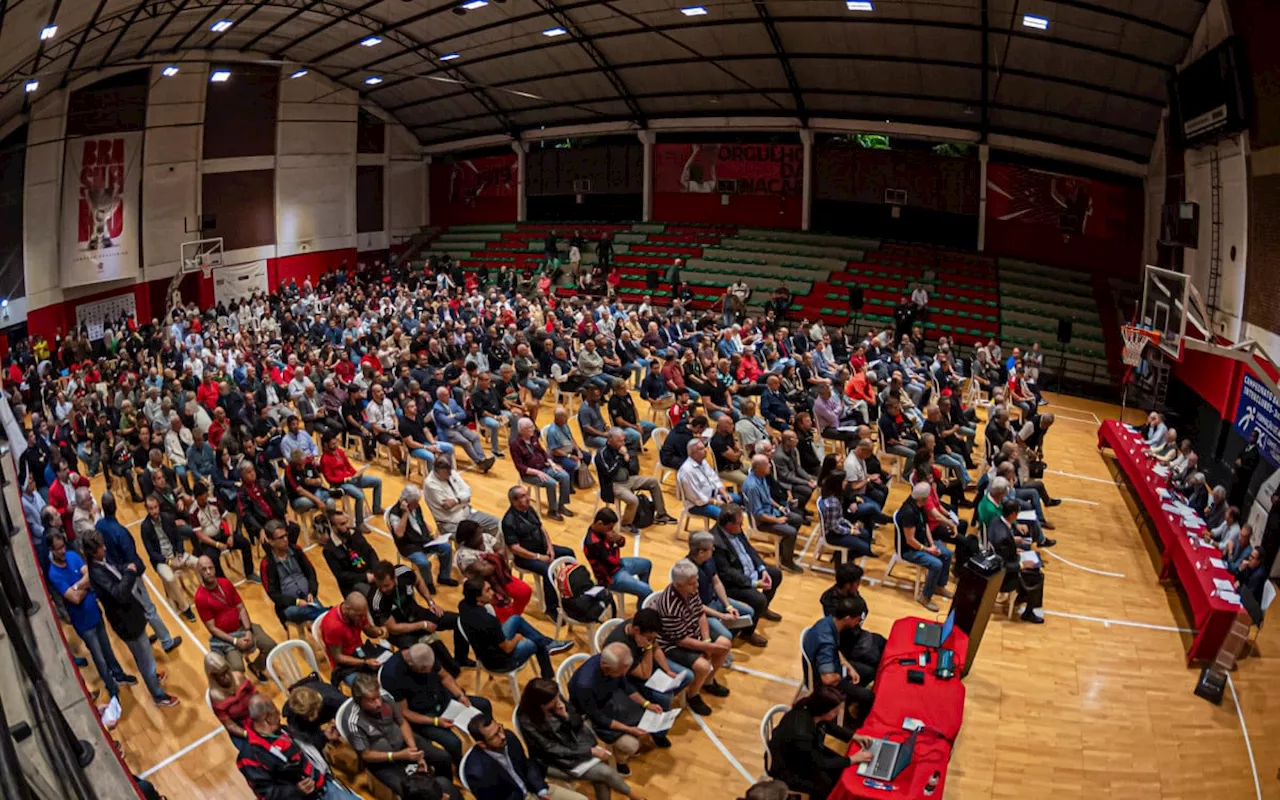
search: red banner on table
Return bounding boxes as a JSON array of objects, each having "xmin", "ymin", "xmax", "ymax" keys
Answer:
[
  {"xmin": 654, "ymin": 143, "xmax": 803, "ymax": 196},
  {"xmin": 985, "ymin": 162, "xmax": 1135, "ymax": 240}
]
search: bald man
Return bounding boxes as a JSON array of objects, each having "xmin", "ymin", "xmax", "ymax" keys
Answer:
[{"xmin": 320, "ymin": 591, "xmax": 388, "ymax": 687}]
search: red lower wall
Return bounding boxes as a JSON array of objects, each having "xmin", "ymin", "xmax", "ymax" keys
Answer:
[
  {"xmin": 652, "ymin": 192, "xmax": 801, "ymax": 230},
  {"xmin": 27, "ymin": 282, "xmax": 155, "ymax": 343},
  {"xmin": 270, "ymin": 248, "xmax": 358, "ymax": 287}
]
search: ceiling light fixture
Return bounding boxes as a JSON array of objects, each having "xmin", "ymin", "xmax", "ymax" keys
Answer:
[
  {"xmin": 211, "ymin": 19, "xmax": 234, "ymax": 33},
  {"xmin": 24, "ymin": 80, "xmax": 38, "ymax": 93},
  {"xmin": 846, "ymin": 1, "xmax": 873, "ymax": 10},
  {"xmin": 290, "ymin": 69, "xmax": 308, "ymax": 79},
  {"xmin": 210, "ymin": 69, "xmax": 231, "ymax": 82},
  {"xmin": 461, "ymin": 0, "xmax": 489, "ymax": 9},
  {"xmin": 364, "ymin": 76, "xmax": 383, "ymax": 85},
  {"xmin": 681, "ymin": 6, "xmax": 708, "ymax": 16},
  {"xmin": 440, "ymin": 53, "xmax": 460, "ymax": 61},
  {"xmin": 162, "ymin": 65, "xmax": 180, "ymax": 77},
  {"xmin": 1022, "ymin": 14, "xmax": 1049, "ymax": 30},
  {"xmin": 360, "ymin": 36, "xmax": 382, "ymax": 47},
  {"xmin": 543, "ymin": 27, "xmax": 568, "ymax": 36},
  {"xmin": 39, "ymin": 25, "xmax": 58, "ymax": 41}
]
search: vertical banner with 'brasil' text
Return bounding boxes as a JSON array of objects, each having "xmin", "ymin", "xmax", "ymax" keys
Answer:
[{"xmin": 61, "ymin": 131, "xmax": 142, "ymax": 288}]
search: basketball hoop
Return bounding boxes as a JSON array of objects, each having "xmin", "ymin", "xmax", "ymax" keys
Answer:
[
  {"xmin": 1121, "ymin": 325, "xmax": 1160, "ymax": 367},
  {"xmin": 199, "ymin": 254, "xmax": 213, "ymax": 280}
]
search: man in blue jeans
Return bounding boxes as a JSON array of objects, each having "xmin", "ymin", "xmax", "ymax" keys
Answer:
[
  {"xmin": 895, "ymin": 483, "xmax": 955, "ymax": 612},
  {"xmin": 583, "ymin": 508, "xmax": 653, "ymax": 599},
  {"xmin": 501, "ymin": 485, "xmax": 575, "ymax": 619},
  {"xmin": 47, "ymin": 533, "xmax": 137, "ymax": 705},
  {"xmin": 457, "ymin": 577, "xmax": 572, "ymax": 679},
  {"xmin": 261, "ymin": 520, "xmax": 330, "ymax": 624}
]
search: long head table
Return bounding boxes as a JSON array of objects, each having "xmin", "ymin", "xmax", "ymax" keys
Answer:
[
  {"xmin": 1097, "ymin": 419, "xmax": 1242, "ymax": 663},
  {"xmin": 829, "ymin": 616, "xmax": 967, "ymax": 800}
]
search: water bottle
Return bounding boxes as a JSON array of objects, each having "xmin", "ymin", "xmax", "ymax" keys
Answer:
[{"xmin": 923, "ymin": 771, "xmax": 940, "ymax": 796}]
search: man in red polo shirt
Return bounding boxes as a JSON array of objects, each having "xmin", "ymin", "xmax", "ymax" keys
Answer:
[
  {"xmin": 193, "ymin": 556, "xmax": 276, "ymax": 680},
  {"xmin": 320, "ymin": 591, "xmax": 386, "ymax": 687}
]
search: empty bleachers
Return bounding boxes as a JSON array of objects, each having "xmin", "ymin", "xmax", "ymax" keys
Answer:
[{"xmin": 997, "ymin": 257, "xmax": 1113, "ymax": 384}]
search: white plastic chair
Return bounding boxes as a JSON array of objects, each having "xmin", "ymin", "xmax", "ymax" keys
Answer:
[
  {"xmin": 555, "ymin": 652, "xmax": 591, "ymax": 699},
  {"xmin": 548, "ymin": 557, "xmax": 602, "ymax": 650},
  {"xmin": 458, "ymin": 748, "xmax": 476, "ymax": 794},
  {"xmin": 886, "ymin": 515, "xmax": 926, "ymax": 597},
  {"xmin": 310, "ymin": 609, "xmax": 328, "ymax": 648},
  {"xmin": 797, "ymin": 624, "xmax": 815, "ymax": 700},
  {"xmin": 672, "ymin": 478, "xmax": 713, "ymax": 543},
  {"xmin": 649, "ymin": 428, "xmax": 674, "ymax": 485},
  {"xmin": 760, "ymin": 703, "xmax": 790, "ymax": 773},
  {"xmin": 457, "ymin": 615, "xmax": 529, "ymax": 702},
  {"xmin": 594, "ymin": 618, "xmax": 624, "ymax": 654},
  {"xmin": 266, "ymin": 640, "xmax": 320, "ymax": 695},
  {"xmin": 641, "ymin": 591, "xmax": 661, "ymax": 611}
]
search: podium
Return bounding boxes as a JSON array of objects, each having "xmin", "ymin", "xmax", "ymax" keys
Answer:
[{"xmin": 947, "ymin": 552, "xmax": 1004, "ymax": 677}]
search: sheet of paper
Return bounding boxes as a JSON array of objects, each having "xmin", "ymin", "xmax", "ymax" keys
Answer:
[
  {"xmin": 426, "ymin": 535, "xmax": 453, "ymax": 548},
  {"xmin": 638, "ymin": 707, "xmax": 682, "ymax": 733},
  {"xmin": 1019, "ymin": 551, "xmax": 1042, "ymax": 568},
  {"xmin": 570, "ymin": 758, "xmax": 602, "ymax": 777},
  {"xmin": 1213, "ymin": 578, "xmax": 1235, "ymax": 592},
  {"xmin": 644, "ymin": 670, "xmax": 684, "ymax": 693},
  {"xmin": 1218, "ymin": 590, "xmax": 1242, "ymax": 606},
  {"xmin": 720, "ymin": 615, "xmax": 753, "ymax": 630},
  {"xmin": 442, "ymin": 700, "xmax": 483, "ymax": 731},
  {"xmin": 1017, "ymin": 510, "xmax": 1038, "ymax": 522},
  {"xmin": 1209, "ymin": 557, "xmax": 1227, "ymax": 569},
  {"xmin": 1157, "ymin": 487, "xmax": 1170, "ymax": 499},
  {"xmin": 1153, "ymin": 466, "xmax": 1171, "ymax": 477},
  {"xmin": 375, "ymin": 650, "xmax": 393, "ymax": 665},
  {"xmin": 583, "ymin": 586, "xmax": 607, "ymax": 599}
]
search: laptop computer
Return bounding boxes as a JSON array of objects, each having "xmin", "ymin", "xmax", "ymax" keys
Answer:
[
  {"xmin": 914, "ymin": 608, "xmax": 955, "ymax": 648},
  {"xmin": 855, "ymin": 729, "xmax": 917, "ymax": 780}
]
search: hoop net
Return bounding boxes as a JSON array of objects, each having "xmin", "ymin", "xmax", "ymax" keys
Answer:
[{"xmin": 1121, "ymin": 325, "xmax": 1160, "ymax": 367}]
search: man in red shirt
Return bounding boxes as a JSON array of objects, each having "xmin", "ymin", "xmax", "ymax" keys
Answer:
[
  {"xmin": 320, "ymin": 592, "xmax": 386, "ymax": 687},
  {"xmin": 207, "ymin": 407, "xmax": 228, "ymax": 449},
  {"xmin": 319, "ymin": 435, "xmax": 384, "ymax": 524},
  {"xmin": 193, "ymin": 556, "xmax": 276, "ymax": 679},
  {"xmin": 197, "ymin": 375, "xmax": 220, "ymax": 412}
]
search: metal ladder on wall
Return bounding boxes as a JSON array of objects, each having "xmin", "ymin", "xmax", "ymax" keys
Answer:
[{"xmin": 1206, "ymin": 148, "xmax": 1223, "ymax": 314}]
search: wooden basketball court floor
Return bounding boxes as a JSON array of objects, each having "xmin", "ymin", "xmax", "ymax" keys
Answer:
[{"xmin": 64, "ymin": 391, "xmax": 1280, "ymax": 800}]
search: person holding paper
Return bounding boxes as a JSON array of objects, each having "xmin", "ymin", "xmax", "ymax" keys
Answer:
[
  {"xmin": 653, "ymin": 560, "xmax": 732, "ymax": 716},
  {"xmin": 388, "ymin": 485, "xmax": 458, "ymax": 592},
  {"xmin": 517, "ymin": 678, "xmax": 643, "ymax": 799},
  {"xmin": 380, "ymin": 643, "xmax": 492, "ymax": 773},
  {"xmin": 346, "ymin": 674, "xmax": 459, "ymax": 796},
  {"xmin": 604, "ymin": 609, "xmax": 692, "ymax": 710},
  {"xmin": 369, "ymin": 561, "xmax": 468, "ymax": 671},
  {"xmin": 988, "ymin": 498, "xmax": 1045, "ymax": 623},
  {"xmin": 320, "ymin": 592, "xmax": 389, "ymax": 687},
  {"xmin": 583, "ymin": 508, "xmax": 654, "ymax": 600},
  {"xmin": 686, "ymin": 532, "xmax": 762, "ymax": 646},
  {"xmin": 463, "ymin": 714, "xmax": 587, "ymax": 800},
  {"xmin": 568, "ymin": 643, "xmax": 671, "ymax": 753}
]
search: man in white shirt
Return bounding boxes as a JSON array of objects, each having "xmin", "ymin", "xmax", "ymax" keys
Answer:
[
  {"xmin": 364, "ymin": 384, "xmax": 405, "ymax": 469},
  {"xmin": 163, "ymin": 414, "xmax": 194, "ymax": 491},
  {"xmin": 421, "ymin": 454, "xmax": 501, "ymax": 538},
  {"xmin": 677, "ymin": 438, "xmax": 741, "ymax": 523}
]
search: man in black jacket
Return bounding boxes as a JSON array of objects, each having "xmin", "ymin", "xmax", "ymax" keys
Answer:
[
  {"xmin": 261, "ymin": 520, "xmax": 328, "ymax": 627},
  {"xmin": 237, "ymin": 463, "xmax": 291, "ymax": 544},
  {"xmin": 988, "ymin": 498, "xmax": 1044, "ymax": 624},
  {"xmin": 320, "ymin": 510, "xmax": 379, "ymax": 597},
  {"xmin": 81, "ymin": 530, "xmax": 179, "ymax": 708},
  {"xmin": 710, "ymin": 505, "xmax": 783, "ymax": 628},
  {"xmin": 139, "ymin": 494, "xmax": 198, "ymax": 621},
  {"xmin": 597, "ymin": 430, "xmax": 675, "ymax": 533},
  {"xmin": 659, "ymin": 416, "xmax": 707, "ymax": 471}
]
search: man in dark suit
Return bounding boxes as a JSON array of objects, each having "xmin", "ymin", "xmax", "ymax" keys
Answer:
[
  {"xmin": 81, "ymin": 529, "xmax": 180, "ymax": 708},
  {"xmin": 710, "ymin": 505, "xmax": 783, "ymax": 627},
  {"xmin": 987, "ymin": 498, "xmax": 1044, "ymax": 624},
  {"xmin": 463, "ymin": 714, "xmax": 579, "ymax": 800}
]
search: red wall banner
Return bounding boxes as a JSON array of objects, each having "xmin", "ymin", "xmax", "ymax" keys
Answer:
[
  {"xmin": 430, "ymin": 154, "xmax": 519, "ymax": 227},
  {"xmin": 653, "ymin": 143, "xmax": 803, "ymax": 196},
  {"xmin": 984, "ymin": 162, "xmax": 1144, "ymax": 279}
]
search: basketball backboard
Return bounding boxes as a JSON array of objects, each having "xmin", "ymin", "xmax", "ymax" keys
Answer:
[
  {"xmin": 180, "ymin": 237, "xmax": 224, "ymax": 277},
  {"xmin": 1139, "ymin": 265, "xmax": 1190, "ymax": 361}
]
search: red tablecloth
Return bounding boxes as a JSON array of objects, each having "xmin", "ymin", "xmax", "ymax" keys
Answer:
[
  {"xmin": 829, "ymin": 616, "xmax": 967, "ymax": 800},
  {"xmin": 1097, "ymin": 420, "xmax": 1241, "ymax": 663}
]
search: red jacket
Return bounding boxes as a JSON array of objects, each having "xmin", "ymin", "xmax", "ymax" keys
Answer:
[{"xmin": 48, "ymin": 473, "xmax": 90, "ymax": 535}]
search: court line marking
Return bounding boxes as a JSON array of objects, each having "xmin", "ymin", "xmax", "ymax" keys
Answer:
[
  {"xmin": 1045, "ymin": 469, "xmax": 1121, "ymax": 486},
  {"xmin": 126, "ymin": 518, "xmax": 142, "ymax": 528},
  {"xmin": 1051, "ymin": 413, "xmax": 1097, "ymax": 425},
  {"xmin": 1041, "ymin": 549, "xmax": 1126, "ymax": 578},
  {"xmin": 1049, "ymin": 405, "xmax": 1101, "ymax": 424},
  {"xmin": 1041, "ymin": 609, "xmax": 1193, "ymax": 633},
  {"xmin": 1057, "ymin": 497, "xmax": 1100, "ymax": 506},
  {"xmin": 1227, "ymin": 674, "xmax": 1263, "ymax": 800},
  {"xmin": 137, "ymin": 725, "xmax": 224, "ymax": 779},
  {"xmin": 691, "ymin": 711, "xmax": 756, "ymax": 784},
  {"xmin": 143, "ymin": 575, "xmax": 210, "ymax": 656},
  {"xmin": 730, "ymin": 663, "xmax": 801, "ymax": 687}
]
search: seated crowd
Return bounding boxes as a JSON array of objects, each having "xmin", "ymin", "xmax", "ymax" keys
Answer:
[{"xmin": 10, "ymin": 256, "xmax": 1067, "ymax": 800}]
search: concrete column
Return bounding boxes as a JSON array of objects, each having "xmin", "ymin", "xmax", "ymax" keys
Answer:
[
  {"xmin": 977, "ymin": 143, "xmax": 989, "ymax": 251},
  {"xmin": 639, "ymin": 130, "xmax": 655, "ymax": 222},
  {"xmin": 800, "ymin": 128, "xmax": 814, "ymax": 231},
  {"xmin": 513, "ymin": 140, "xmax": 528, "ymax": 222}
]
